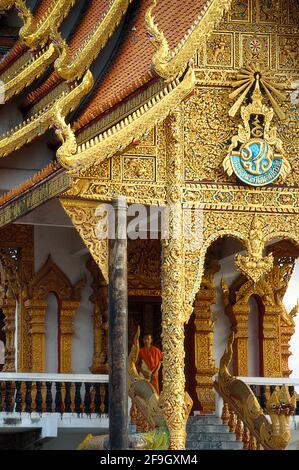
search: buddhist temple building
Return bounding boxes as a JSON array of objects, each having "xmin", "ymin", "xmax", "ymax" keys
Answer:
[{"xmin": 0, "ymin": 0, "xmax": 298, "ymax": 451}]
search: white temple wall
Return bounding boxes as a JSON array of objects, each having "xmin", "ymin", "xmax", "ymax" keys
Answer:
[
  {"xmin": 212, "ymin": 254, "xmax": 238, "ymax": 370},
  {"xmin": 34, "ymin": 225, "xmax": 93, "ymax": 374}
]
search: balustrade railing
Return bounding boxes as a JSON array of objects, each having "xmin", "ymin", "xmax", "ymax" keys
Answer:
[
  {"xmin": 0, "ymin": 373, "xmax": 109, "ymax": 416},
  {"xmin": 215, "ymin": 375, "xmax": 299, "ymax": 450}
]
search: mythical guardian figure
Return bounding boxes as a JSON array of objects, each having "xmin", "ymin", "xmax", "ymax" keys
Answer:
[{"xmin": 215, "ymin": 333, "xmax": 296, "ymax": 450}]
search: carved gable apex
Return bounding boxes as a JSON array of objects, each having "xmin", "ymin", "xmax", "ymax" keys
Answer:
[{"xmin": 28, "ymin": 254, "xmax": 82, "ymax": 300}]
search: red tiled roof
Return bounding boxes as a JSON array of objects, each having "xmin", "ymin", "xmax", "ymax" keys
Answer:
[
  {"xmin": 0, "ymin": 41, "xmax": 28, "ymax": 75},
  {"xmin": 74, "ymin": 0, "xmax": 209, "ymax": 131},
  {"xmin": 0, "ymin": 0, "xmax": 56, "ymax": 75},
  {"xmin": 23, "ymin": 0, "xmax": 111, "ymax": 108},
  {"xmin": 0, "ymin": 161, "xmax": 61, "ymax": 207},
  {"xmin": 34, "ymin": 0, "xmax": 56, "ymax": 20}
]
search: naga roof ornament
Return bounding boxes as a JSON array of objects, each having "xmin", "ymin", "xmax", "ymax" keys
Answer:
[
  {"xmin": 54, "ymin": 0, "xmax": 133, "ymax": 82},
  {"xmin": 145, "ymin": 0, "xmax": 233, "ymax": 81},
  {"xmin": 55, "ymin": 66, "xmax": 196, "ymax": 171},
  {"xmin": 16, "ymin": 0, "xmax": 76, "ymax": 49}
]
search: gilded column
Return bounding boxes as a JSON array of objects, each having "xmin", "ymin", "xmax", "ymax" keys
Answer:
[
  {"xmin": 231, "ymin": 303, "xmax": 249, "ymax": 376},
  {"xmin": 1, "ymin": 298, "xmax": 16, "ymax": 372},
  {"xmin": 91, "ymin": 285, "xmax": 108, "ymax": 373},
  {"xmin": 87, "ymin": 259, "xmax": 109, "ymax": 373},
  {"xmin": 262, "ymin": 305, "xmax": 281, "ymax": 377},
  {"xmin": 161, "ymin": 110, "xmax": 188, "ymax": 450},
  {"xmin": 194, "ymin": 271, "xmax": 217, "ymax": 412},
  {"xmin": 59, "ymin": 300, "xmax": 80, "ymax": 373},
  {"xmin": 280, "ymin": 317, "xmax": 295, "ymax": 377},
  {"xmin": 25, "ymin": 299, "xmax": 47, "ymax": 372}
]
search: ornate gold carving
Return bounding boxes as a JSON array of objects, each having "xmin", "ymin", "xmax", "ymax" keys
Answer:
[
  {"xmin": 55, "ymin": 0, "xmax": 132, "ymax": 81},
  {"xmin": 0, "ymin": 0, "xmax": 16, "ymax": 10},
  {"xmin": 223, "ymin": 253, "xmax": 297, "ymax": 377},
  {"xmin": 123, "ymin": 156, "xmax": 155, "ymax": 182},
  {"xmin": 2, "ymin": 44, "xmax": 58, "ymax": 102},
  {"xmin": 228, "ymin": 65, "xmax": 286, "ymax": 120},
  {"xmin": 256, "ymin": 0, "xmax": 281, "ymax": 24},
  {"xmin": 222, "ymin": 279, "xmax": 249, "ymax": 376},
  {"xmin": 206, "ymin": 32, "xmax": 233, "ymax": 67},
  {"xmin": 186, "ymin": 211, "xmax": 299, "ymax": 309},
  {"xmin": 235, "ymin": 215, "xmax": 273, "ymax": 282},
  {"xmin": 25, "ymin": 299, "xmax": 47, "ymax": 372},
  {"xmin": 229, "ymin": 0, "xmax": 251, "ymax": 22},
  {"xmin": 18, "ymin": 0, "xmax": 75, "ymax": 49},
  {"xmin": 25, "ymin": 255, "xmax": 83, "ymax": 372},
  {"xmin": 56, "ymin": 67, "xmax": 195, "ymax": 171},
  {"xmin": 0, "ymin": 298, "xmax": 16, "ymax": 372},
  {"xmin": 216, "ymin": 334, "xmax": 294, "ymax": 450},
  {"xmin": 145, "ymin": 0, "xmax": 233, "ymax": 80},
  {"xmin": 128, "ymin": 239, "xmax": 161, "ymax": 294},
  {"xmin": 0, "ymin": 70, "xmax": 93, "ymax": 158},
  {"xmin": 223, "ymin": 76, "xmax": 291, "ymax": 185},
  {"xmin": 87, "ymin": 258, "xmax": 108, "ymax": 374},
  {"xmin": 160, "ymin": 111, "xmax": 192, "ymax": 450},
  {"xmin": 0, "ymin": 225, "xmax": 34, "ymax": 372},
  {"xmin": 59, "ymin": 199, "xmax": 108, "ymax": 284},
  {"xmin": 194, "ymin": 268, "xmax": 218, "ymax": 412}
]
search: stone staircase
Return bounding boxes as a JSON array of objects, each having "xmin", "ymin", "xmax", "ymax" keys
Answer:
[{"xmin": 186, "ymin": 415, "xmax": 244, "ymax": 450}]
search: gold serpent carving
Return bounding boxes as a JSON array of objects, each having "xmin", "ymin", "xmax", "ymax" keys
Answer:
[
  {"xmin": 55, "ymin": 0, "xmax": 132, "ymax": 81},
  {"xmin": 56, "ymin": 67, "xmax": 195, "ymax": 170},
  {"xmin": 145, "ymin": 0, "xmax": 233, "ymax": 80},
  {"xmin": 18, "ymin": 0, "xmax": 75, "ymax": 49},
  {"xmin": 216, "ymin": 333, "xmax": 295, "ymax": 450},
  {"xmin": 3, "ymin": 44, "xmax": 58, "ymax": 102},
  {"xmin": 0, "ymin": 70, "xmax": 93, "ymax": 158}
]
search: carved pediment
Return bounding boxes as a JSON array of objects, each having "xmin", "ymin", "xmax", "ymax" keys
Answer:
[{"xmin": 28, "ymin": 254, "xmax": 84, "ymax": 301}]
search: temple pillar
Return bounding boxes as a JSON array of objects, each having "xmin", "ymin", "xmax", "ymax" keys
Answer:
[
  {"xmin": 280, "ymin": 318, "xmax": 295, "ymax": 377},
  {"xmin": 231, "ymin": 303, "xmax": 249, "ymax": 376},
  {"xmin": 1, "ymin": 298, "xmax": 16, "ymax": 372},
  {"xmin": 59, "ymin": 300, "xmax": 79, "ymax": 373},
  {"xmin": 194, "ymin": 272, "xmax": 217, "ymax": 412},
  {"xmin": 87, "ymin": 256, "xmax": 109, "ymax": 373},
  {"xmin": 92, "ymin": 285, "xmax": 108, "ymax": 373},
  {"xmin": 262, "ymin": 305, "xmax": 281, "ymax": 377},
  {"xmin": 161, "ymin": 111, "xmax": 187, "ymax": 450},
  {"xmin": 108, "ymin": 196, "xmax": 128, "ymax": 450},
  {"xmin": 25, "ymin": 299, "xmax": 47, "ymax": 372}
]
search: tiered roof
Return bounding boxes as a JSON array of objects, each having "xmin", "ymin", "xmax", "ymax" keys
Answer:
[{"xmin": 0, "ymin": 0, "xmax": 232, "ymax": 225}]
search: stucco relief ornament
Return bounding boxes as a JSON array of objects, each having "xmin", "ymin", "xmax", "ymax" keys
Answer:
[
  {"xmin": 235, "ymin": 215, "xmax": 273, "ymax": 283},
  {"xmin": 223, "ymin": 75, "xmax": 291, "ymax": 187}
]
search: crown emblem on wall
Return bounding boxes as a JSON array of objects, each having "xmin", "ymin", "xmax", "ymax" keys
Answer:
[{"xmin": 223, "ymin": 68, "xmax": 291, "ymax": 187}]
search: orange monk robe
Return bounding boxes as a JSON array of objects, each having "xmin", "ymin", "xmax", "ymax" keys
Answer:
[{"xmin": 139, "ymin": 346, "xmax": 163, "ymax": 394}]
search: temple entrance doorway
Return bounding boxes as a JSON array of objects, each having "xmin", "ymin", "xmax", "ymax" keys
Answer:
[
  {"xmin": 128, "ymin": 297, "xmax": 162, "ymax": 350},
  {"xmin": 128, "ymin": 297, "xmax": 162, "ymax": 390}
]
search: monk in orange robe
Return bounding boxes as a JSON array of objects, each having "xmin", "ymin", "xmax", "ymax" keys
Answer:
[{"xmin": 138, "ymin": 334, "xmax": 163, "ymax": 394}]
